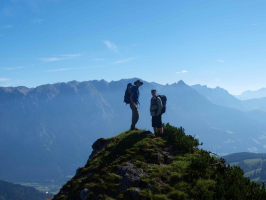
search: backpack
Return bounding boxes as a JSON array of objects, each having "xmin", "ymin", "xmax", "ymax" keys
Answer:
[
  {"xmin": 124, "ymin": 83, "xmax": 134, "ymax": 104},
  {"xmin": 158, "ymin": 95, "xmax": 167, "ymax": 114}
]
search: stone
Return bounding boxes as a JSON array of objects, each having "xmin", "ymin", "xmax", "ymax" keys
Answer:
[
  {"xmin": 80, "ymin": 188, "xmax": 90, "ymax": 200},
  {"xmin": 75, "ymin": 167, "xmax": 82, "ymax": 176},
  {"xmin": 131, "ymin": 188, "xmax": 140, "ymax": 200},
  {"xmin": 89, "ymin": 138, "xmax": 110, "ymax": 160},
  {"xmin": 116, "ymin": 162, "xmax": 145, "ymax": 192}
]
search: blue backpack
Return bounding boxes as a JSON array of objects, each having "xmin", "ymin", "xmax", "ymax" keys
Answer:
[{"xmin": 124, "ymin": 83, "xmax": 134, "ymax": 104}]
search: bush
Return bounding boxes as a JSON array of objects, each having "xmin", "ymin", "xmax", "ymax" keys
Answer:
[{"xmin": 163, "ymin": 123, "xmax": 200, "ymax": 153}]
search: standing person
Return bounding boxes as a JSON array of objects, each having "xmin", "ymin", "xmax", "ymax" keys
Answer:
[
  {"xmin": 150, "ymin": 89, "xmax": 164, "ymax": 136},
  {"xmin": 129, "ymin": 79, "xmax": 143, "ymax": 130}
]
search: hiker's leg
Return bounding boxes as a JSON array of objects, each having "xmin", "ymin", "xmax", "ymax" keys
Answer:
[
  {"xmin": 130, "ymin": 103, "xmax": 139, "ymax": 129},
  {"xmin": 153, "ymin": 127, "xmax": 157, "ymax": 134},
  {"xmin": 130, "ymin": 103, "xmax": 134, "ymax": 129},
  {"xmin": 133, "ymin": 105, "xmax": 139, "ymax": 128},
  {"xmin": 158, "ymin": 115, "xmax": 163, "ymax": 134}
]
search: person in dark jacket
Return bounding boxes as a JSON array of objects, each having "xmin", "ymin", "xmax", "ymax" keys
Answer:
[
  {"xmin": 129, "ymin": 79, "xmax": 143, "ymax": 130},
  {"xmin": 150, "ymin": 89, "xmax": 163, "ymax": 136}
]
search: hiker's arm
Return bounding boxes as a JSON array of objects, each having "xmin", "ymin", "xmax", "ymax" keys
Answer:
[
  {"xmin": 130, "ymin": 93, "xmax": 136, "ymax": 107},
  {"xmin": 156, "ymin": 98, "xmax": 163, "ymax": 115}
]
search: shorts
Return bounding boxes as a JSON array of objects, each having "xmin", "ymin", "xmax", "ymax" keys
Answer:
[{"xmin": 152, "ymin": 114, "xmax": 162, "ymax": 128}]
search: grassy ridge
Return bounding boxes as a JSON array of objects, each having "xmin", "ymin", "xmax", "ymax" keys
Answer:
[{"xmin": 52, "ymin": 124, "xmax": 266, "ymax": 200}]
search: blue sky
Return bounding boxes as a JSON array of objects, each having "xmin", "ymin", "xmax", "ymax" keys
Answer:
[{"xmin": 0, "ymin": 0, "xmax": 265, "ymax": 95}]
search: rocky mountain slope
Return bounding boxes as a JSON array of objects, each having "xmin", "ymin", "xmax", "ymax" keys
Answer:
[{"xmin": 51, "ymin": 124, "xmax": 266, "ymax": 200}]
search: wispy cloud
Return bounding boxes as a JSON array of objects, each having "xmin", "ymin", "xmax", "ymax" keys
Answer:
[
  {"xmin": 215, "ymin": 78, "xmax": 220, "ymax": 81},
  {"xmin": 33, "ymin": 19, "xmax": 43, "ymax": 24},
  {"xmin": 1, "ymin": 7, "xmax": 13, "ymax": 17},
  {"xmin": 1, "ymin": 66, "xmax": 24, "ymax": 71},
  {"xmin": 47, "ymin": 68, "xmax": 72, "ymax": 72},
  {"xmin": 59, "ymin": 54, "xmax": 82, "ymax": 58},
  {"xmin": 39, "ymin": 54, "xmax": 82, "ymax": 62},
  {"xmin": 40, "ymin": 57, "xmax": 66, "ymax": 62},
  {"xmin": 206, "ymin": 70, "xmax": 215, "ymax": 74},
  {"xmin": 94, "ymin": 58, "xmax": 105, "ymax": 61},
  {"xmin": 217, "ymin": 60, "xmax": 224, "ymax": 63},
  {"xmin": 251, "ymin": 23, "xmax": 258, "ymax": 26},
  {"xmin": 2, "ymin": 25, "xmax": 12, "ymax": 29},
  {"xmin": 176, "ymin": 70, "xmax": 188, "ymax": 74},
  {"xmin": 0, "ymin": 78, "xmax": 9, "ymax": 81},
  {"xmin": 114, "ymin": 57, "xmax": 135, "ymax": 64},
  {"xmin": 104, "ymin": 40, "xmax": 118, "ymax": 53}
]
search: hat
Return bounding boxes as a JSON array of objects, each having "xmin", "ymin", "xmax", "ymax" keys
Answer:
[
  {"xmin": 134, "ymin": 79, "xmax": 143, "ymax": 86},
  {"xmin": 151, "ymin": 89, "xmax": 156, "ymax": 93}
]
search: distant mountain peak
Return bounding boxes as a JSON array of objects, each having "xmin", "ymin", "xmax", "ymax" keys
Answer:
[
  {"xmin": 177, "ymin": 80, "xmax": 186, "ymax": 85},
  {"xmin": 236, "ymin": 87, "xmax": 266, "ymax": 100}
]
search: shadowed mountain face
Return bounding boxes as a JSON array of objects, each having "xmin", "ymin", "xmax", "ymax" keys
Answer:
[
  {"xmin": 235, "ymin": 88, "xmax": 266, "ymax": 100},
  {"xmin": 0, "ymin": 78, "xmax": 266, "ymax": 183},
  {"xmin": 244, "ymin": 97, "xmax": 266, "ymax": 112},
  {"xmin": 191, "ymin": 84, "xmax": 254, "ymax": 111}
]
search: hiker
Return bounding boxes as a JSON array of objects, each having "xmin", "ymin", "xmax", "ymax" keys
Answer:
[
  {"xmin": 129, "ymin": 79, "xmax": 143, "ymax": 130},
  {"xmin": 150, "ymin": 89, "xmax": 164, "ymax": 136}
]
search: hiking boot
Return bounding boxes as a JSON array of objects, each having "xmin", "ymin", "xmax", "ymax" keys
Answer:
[{"xmin": 130, "ymin": 127, "xmax": 139, "ymax": 130}]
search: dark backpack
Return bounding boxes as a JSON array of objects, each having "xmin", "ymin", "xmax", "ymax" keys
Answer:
[
  {"xmin": 158, "ymin": 95, "xmax": 167, "ymax": 114},
  {"xmin": 124, "ymin": 83, "xmax": 134, "ymax": 104}
]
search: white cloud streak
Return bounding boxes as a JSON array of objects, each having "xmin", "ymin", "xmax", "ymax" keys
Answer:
[
  {"xmin": 40, "ymin": 57, "xmax": 66, "ymax": 62},
  {"xmin": 2, "ymin": 66, "xmax": 24, "ymax": 71},
  {"xmin": 2, "ymin": 25, "xmax": 12, "ymax": 29},
  {"xmin": 59, "ymin": 54, "xmax": 82, "ymax": 58},
  {"xmin": 176, "ymin": 70, "xmax": 188, "ymax": 74},
  {"xmin": 33, "ymin": 19, "xmax": 43, "ymax": 24},
  {"xmin": 104, "ymin": 40, "xmax": 118, "ymax": 52},
  {"xmin": 47, "ymin": 68, "xmax": 72, "ymax": 72},
  {"xmin": 114, "ymin": 57, "xmax": 135, "ymax": 64},
  {"xmin": 94, "ymin": 58, "xmax": 105, "ymax": 61},
  {"xmin": 1, "ymin": 7, "xmax": 13, "ymax": 17},
  {"xmin": 39, "ymin": 54, "xmax": 82, "ymax": 62},
  {"xmin": 217, "ymin": 60, "xmax": 224, "ymax": 63},
  {"xmin": 0, "ymin": 78, "xmax": 9, "ymax": 81}
]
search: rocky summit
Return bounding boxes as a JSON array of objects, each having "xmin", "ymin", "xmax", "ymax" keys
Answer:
[{"xmin": 51, "ymin": 124, "xmax": 266, "ymax": 200}]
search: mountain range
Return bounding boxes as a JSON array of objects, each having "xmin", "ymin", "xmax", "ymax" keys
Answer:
[
  {"xmin": 235, "ymin": 88, "xmax": 266, "ymax": 100},
  {"xmin": 1, "ymin": 78, "xmax": 266, "ymax": 186},
  {"xmin": 191, "ymin": 84, "xmax": 254, "ymax": 111}
]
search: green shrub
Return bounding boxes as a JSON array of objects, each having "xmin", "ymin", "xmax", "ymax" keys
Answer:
[
  {"xmin": 168, "ymin": 190, "xmax": 187, "ymax": 200},
  {"xmin": 163, "ymin": 123, "xmax": 200, "ymax": 153}
]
